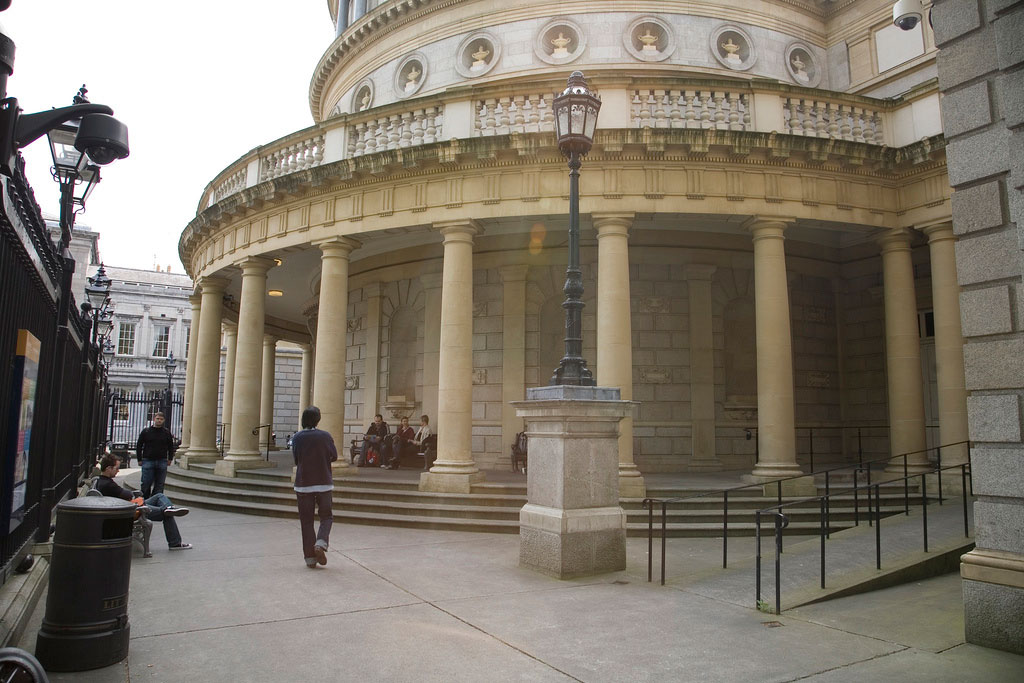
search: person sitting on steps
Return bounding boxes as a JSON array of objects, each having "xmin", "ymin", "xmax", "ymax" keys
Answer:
[
  {"xmin": 95, "ymin": 453, "xmax": 193, "ymax": 551},
  {"xmin": 382, "ymin": 416, "xmax": 415, "ymax": 469}
]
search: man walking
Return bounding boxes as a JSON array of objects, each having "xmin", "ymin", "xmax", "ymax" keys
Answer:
[
  {"xmin": 136, "ymin": 412, "xmax": 177, "ymax": 498},
  {"xmin": 292, "ymin": 406, "xmax": 337, "ymax": 568}
]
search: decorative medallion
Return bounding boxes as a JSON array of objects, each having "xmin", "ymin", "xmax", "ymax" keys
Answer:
[
  {"xmin": 785, "ymin": 42, "xmax": 821, "ymax": 87},
  {"xmin": 456, "ymin": 32, "xmax": 501, "ymax": 78},
  {"xmin": 534, "ymin": 18, "xmax": 586, "ymax": 65},
  {"xmin": 623, "ymin": 16, "xmax": 675, "ymax": 62},
  {"xmin": 352, "ymin": 78, "xmax": 375, "ymax": 112},
  {"xmin": 394, "ymin": 53, "xmax": 428, "ymax": 98},
  {"xmin": 710, "ymin": 25, "xmax": 757, "ymax": 71}
]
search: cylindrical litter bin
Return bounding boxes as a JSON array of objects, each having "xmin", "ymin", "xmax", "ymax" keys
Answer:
[{"xmin": 35, "ymin": 495, "xmax": 135, "ymax": 672}]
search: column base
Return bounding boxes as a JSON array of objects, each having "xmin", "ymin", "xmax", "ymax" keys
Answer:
[
  {"xmin": 519, "ymin": 504, "xmax": 626, "ymax": 579},
  {"xmin": 419, "ymin": 469, "xmax": 485, "ymax": 493},
  {"xmin": 177, "ymin": 452, "xmax": 220, "ymax": 468},
  {"xmin": 214, "ymin": 458, "xmax": 276, "ymax": 477},
  {"xmin": 618, "ymin": 466, "xmax": 647, "ymax": 499},
  {"xmin": 741, "ymin": 472, "xmax": 816, "ymax": 496}
]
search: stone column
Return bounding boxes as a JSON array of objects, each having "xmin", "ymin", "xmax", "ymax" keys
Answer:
[
  {"xmin": 420, "ymin": 272, "xmax": 443, "ymax": 428},
  {"xmin": 311, "ymin": 237, "xmax": 359, "ymax": 471},
  {"xmin": 259, "ymin": 335, "xmax": 277, "ymax": 449},
  {"xmin": 921, "ymin": 221, "xmax": 969, "ymax": 469},
  {"xmin": 594, "ymin": 212, "xmax": 645, "ymax": 498},
  {"xmin": 499, "ymin": 265, "xmax": 529, "ymax": 466},
  {"xmin": 686, "ymin": 264, "xmax": 719, "ymax": 470},
  {"xmin": 420, "ymin": 221, "xmax": 484, "ymax": 493},
  {"xmin": 362, "ymin": 282, "xmax": 383, "ymax": 419},
  {"xmin": 515, "ymin": 385, "xmax": 632, "ymax": 578},
  {"xmin": 298, "ymin": 343, "xmax": 314, "ymax": 424},
  {"xmin": 746, "ymin": 217, "xmax": 803, "ymax": 480},
  {"xmin": 178, "ymin": 293, "xmax": 201, "ymax": 454},
  {"xmin": 217, "ymin": 257, "xmax": 276, "ymax": 476},
  {"xmin": 182, "ymin": 277, "xmax": 228, "ymax": 465},
  {"xmin": 220, "ymin": 322, "xmax": 238, "ymax": 448},
  {"xmin": 878, "ymin": 229, "xmax": 930, "ymax": 473}
]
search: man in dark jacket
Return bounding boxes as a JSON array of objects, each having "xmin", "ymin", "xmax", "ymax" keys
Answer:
[
  {"xmin": 358, "ymin": 413, "xmax": 389, "ymax": 466},
  {"xmin": 96, "ymin": 453, "xmax": 192, "ymax": 551},
  {"xmin": 136, "ymin": 412, "xmax": 177, "ymax": 498},
  {"xmin": 292, "ymin": 406, "xmax": 338, "ymax": 568}
]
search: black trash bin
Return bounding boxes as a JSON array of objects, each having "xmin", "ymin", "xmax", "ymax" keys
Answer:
[{"xmin": 35, "ymin": 495, "xmax": 135, "ymax": 672}]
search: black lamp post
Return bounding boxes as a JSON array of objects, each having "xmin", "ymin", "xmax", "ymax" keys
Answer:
[
  {"xmin": 550, "ymin": 71, "xmax": 601, "ymax": 386},
  {"xmin": 83, "ymin": 262, "xmax": 114, "ymax": 344},
  {"xmin": 163, "ymin": 352, "xmax": 177, "ymax": 423}
]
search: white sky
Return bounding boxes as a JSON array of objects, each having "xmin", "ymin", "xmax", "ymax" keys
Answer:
[{"xmin": 3, "ymin": 1, "xmax": 335, "ymax": 273}]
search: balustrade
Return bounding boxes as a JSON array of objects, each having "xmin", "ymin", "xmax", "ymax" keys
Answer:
[
  {"xmin": 347, "ymin": 106, "xmax": 444, "ymax": 157},
  {"xmin": 631, "ymin": 89, "xmax": 750, "ymax": 131},
  {"xmin": 783, "ymin": 97, "xmax": 884, "ymax": 144},
  {"xmin": 474, "ymin": 92, "xmax": 556, "ymax": 136},
  {"xmin": 211, "ymin": 168, "xmax": 247, "ymax": 205},
  {"xmin": 259, "ymin": 134, "xmax": 326, "ymax": 182}
]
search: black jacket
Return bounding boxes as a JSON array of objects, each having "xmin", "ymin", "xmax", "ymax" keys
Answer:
[
  {"xmin": 96, "ymin": 475, "xmax": 133, "ymax": 501},
  {"xmin": 136, "ymin": 425, "xmax": 177, "ymax": 461},
  {"xmin": 292, "ymin": 428, "xmax": 338, "ymax": 488}
]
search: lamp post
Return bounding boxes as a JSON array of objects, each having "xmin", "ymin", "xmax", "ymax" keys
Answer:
[
  {"xmin": 164, "ymin": 352, "xmax": 177, "ymax": 425},
  {"xmin": 83, "ymin": 262, "xmax": 113, "ymax": 344},
  {"xmin": 550, "ymin": 71, "xmax": 601, "ymax": 386}
]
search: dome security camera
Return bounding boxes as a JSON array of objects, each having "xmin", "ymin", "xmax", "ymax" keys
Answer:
[
  {"xmin": 893, "ymin": 0, "xmax": 923, "ymax": 31},
  {"xmin": 74, "ymin": 113, "xmax": 130, "ymax": 165}
]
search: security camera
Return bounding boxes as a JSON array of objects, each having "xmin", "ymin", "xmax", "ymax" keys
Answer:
[
  {"xmin": 893, "ymin": 0, "xmax": 923, "ymax": 31},
  {"xmin": 74, "ymin": 113, "xmax": 130, "ymax": 165}
]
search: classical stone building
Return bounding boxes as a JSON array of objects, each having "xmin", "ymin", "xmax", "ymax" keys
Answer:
[{"xmin": 179, "ymin": 0, "xmax": 965, "ymax": 495}]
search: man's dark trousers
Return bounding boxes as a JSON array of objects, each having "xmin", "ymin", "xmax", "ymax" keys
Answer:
[{"xmin": 297, "ymin": 491, "xmax": 333, "ymax": 560}]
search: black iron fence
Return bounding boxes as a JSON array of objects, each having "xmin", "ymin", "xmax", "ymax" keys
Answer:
[
  {"xmin": 106, "ymin": 391, "xmax": 184, "ymax": 456},
  {"xmin": 0, "ymin": 158, "xmax": 104, "ymax": 581}
]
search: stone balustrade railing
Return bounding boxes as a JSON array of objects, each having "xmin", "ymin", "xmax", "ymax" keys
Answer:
[
  {"xmin": 198, "ymin": 79, "xmax": 939, "ymax": 212},
  {"xmin": 347, "ymin": 106, "xmax": 444, "ymax": 157}
]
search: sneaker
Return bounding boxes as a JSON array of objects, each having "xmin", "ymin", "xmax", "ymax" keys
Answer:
[
  {"xmin": 169, "ymin": 543, "xmax": 193, "ymax": 550},
  {"xmin": 314, "ymin": 544, "xmax": 327, "ymax": 566},
  {"xmin": 305, "ymin": 558, "xmax": 317, "ymax": 568},
  {"xmin": 164, "ymin": 506, "xmax": 190, "ymax": 517}
]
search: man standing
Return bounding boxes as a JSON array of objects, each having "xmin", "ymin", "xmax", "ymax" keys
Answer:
[
  {"xmin": 292, "ymin": 406, "xmax": 337, "ymax": 568},
  {"xmin": 96, "ymin": 453, "xmax": 192, "ymax": 551},
  {"xmin": 136, "ymin": 412, "xmax": 177, "ymax": 498}
]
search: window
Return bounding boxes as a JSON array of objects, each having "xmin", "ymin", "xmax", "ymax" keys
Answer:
[
  {"xmin": 153, "ymin": 324, "xmax": 171, "ymax": 357},
  {"xmin": 117, "ymin": 323, "xmax": 136, "ymax": 356},
  {"xmin": 184, "ymin": 325, "xmax": 191, "ymax": 357}
]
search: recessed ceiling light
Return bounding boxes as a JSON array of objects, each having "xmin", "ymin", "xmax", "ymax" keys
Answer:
[
  {"xmin": 274, "ymin": 258, "xmax": 283, "ymax": 266},
  {"xmin": 268, "ymin": 289, "xmax": 284, "ymax": 297}
]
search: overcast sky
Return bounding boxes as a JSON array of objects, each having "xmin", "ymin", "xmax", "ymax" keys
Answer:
[{"xmin": 3, "ymin": 1, "xmax": 335, "ymax": 274}]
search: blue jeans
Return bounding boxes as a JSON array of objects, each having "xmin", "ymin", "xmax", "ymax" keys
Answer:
[
  {"xmin": 141, "ymin": 459, "xmax": 168, "ymax": 499},
  {"xmin": 144, "ymin": 493, "xmax": 182, "ymax": 547}
]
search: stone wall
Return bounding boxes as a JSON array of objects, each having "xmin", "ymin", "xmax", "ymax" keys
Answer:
[{"xmin": 932, "ymin": 0, "xmax": 1024, "ymax": 655}]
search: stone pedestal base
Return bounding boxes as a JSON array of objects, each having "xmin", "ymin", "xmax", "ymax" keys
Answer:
[
  {"xmin": 618, "ymin": 469, "xmax": 647, "ymax": 499},
  {"xmin": 519, "ymin": 504, "xmax": 626, "ymax": 579},
  {"xmin": 214, "ymin": 458, "xmax": 276, "ymax": 477},
  {"xmin": 741, "ymin": 473, "xmax": 817, "ymax": 496},
  {"xmin": 514, "ymin": 385, "xmax": 634, "ymax": 580},
  {"xmin": 177, "ymin": 452, "xmax": 220, "ymax": 469},
  {"xmin": 419, "ymin": 470, "xmax": 485, "ymax": 494},
  {"xmin": 961, "ymin": 549, "xmax": 1024, "ymax": 655}
]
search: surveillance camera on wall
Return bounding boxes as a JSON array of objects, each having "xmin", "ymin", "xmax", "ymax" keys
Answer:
[{"xmin": 893, "ymin": 0, "xmax": 924, "ymax": 31}]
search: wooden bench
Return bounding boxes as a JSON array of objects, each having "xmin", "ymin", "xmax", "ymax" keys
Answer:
[{"xmin": 83, "ymin": 478, "xmax": 152, "ymax": 558}]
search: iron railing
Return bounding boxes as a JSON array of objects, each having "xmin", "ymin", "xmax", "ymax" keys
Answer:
[{"xmin": 252, "ymin": 424, "xmax": 273, "ymax": 461}]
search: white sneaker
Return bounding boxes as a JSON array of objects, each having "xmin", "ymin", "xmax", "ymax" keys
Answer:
[{"xmin": 169, "ymin": 543, "xmax": 193, "ymax": 550}]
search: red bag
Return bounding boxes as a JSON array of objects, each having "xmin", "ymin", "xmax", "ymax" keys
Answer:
[{"xmin": 366, "ymin": 446, "xmax": 379, "ymax": 467}]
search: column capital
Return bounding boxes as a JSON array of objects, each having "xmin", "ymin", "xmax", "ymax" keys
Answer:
[
  {"xmin": 743, "ymin": 215, "xmax": 795, "ymax": 238},
  {"xmin": 434, "ymin": 219, "xmax": 481, "ymax": 241},
  {"xmin": 188, "ymin": 293, "xmax": 203, "ymax": 308},
  {"xmin": 876, "ymin": 227, "xmax": 915, "ymax": 253},
  {"xmin": 683, "ymin": 263, "xmax": 717, "ymax": 281},
  {"xmin": 498, "ymin": 264, "xmax": 530, "ymax": 282},
  {"xmin": 238, "ymin": 256, "xmax": 276, "ymax": 277},
  {"xmin": 222, "ymin": 321, "xmax": 238, "ymax": 335},
  {"xmin": 263, "ymin": 334, "xmax": 278, "ymax": 346},
  {"xmin": 198, "ymin": 276, "xmax": 230, "ymax": 295},
  {"xmin": 918, "ymin": 220, "xmax": 955, "ymax": 243},
  {"xmin": 420, "ymin": 272, "xmax": 444, "ymax": 290},
  {"xmin": 592, "ymin": 212, "xmax": 634, "ymax": 236},
  {"xmin": 314, "ymin": 236, "xmax": 360, "ymax": 257}
]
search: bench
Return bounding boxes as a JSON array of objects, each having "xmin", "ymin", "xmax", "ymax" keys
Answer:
[
  {"xmin": 511, "ymin": 431, "xmax": 527, "ymax": 473},
  {"xmin": 349, "ymin": 434, "xmax": 438, "ymax": 469},
  {"xmin": 83, "ymin": 478, "xmax": 153, "ymax": 558}
]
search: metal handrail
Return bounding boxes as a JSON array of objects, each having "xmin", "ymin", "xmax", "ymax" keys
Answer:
[
  {"xmin": 252, "ymin": 424, "xmax": 272, "ymax": 461},
  {"xmin": 755, "ymin": 458, "xmax": 973, "ymax": 615},
  {"xmin": 216, "ymin": 422, "xmax": 230, "ymax": 458},
  {"xmin": 643, "ymin": 439, "xmax": 972, "ymax": 584}
]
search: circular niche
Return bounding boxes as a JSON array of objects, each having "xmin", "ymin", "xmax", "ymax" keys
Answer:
[
  {"xmin": 785, "ymin": 42, "xmax": 821, "ymax": 87},
  {"xmin": 394, "ymin": 53, "xmax": 428, "ymax": 98},
  {"xmin": 710, "ymin": 25, "xmax": 757, "ymax": 71},
  {"xmin": 352, "ymin": 78, "xmax": 375, "ymax": 112},
  {"xmin": 534, "ymin": 18, "xmax": 586, "ymax": 65},
  {"xmin": 624, "ymin": 16, "xmax": 675, "ymax": 62},
  {"xmin": 456, "ymin": 32, "xmax": 502, "ymax": 78}
]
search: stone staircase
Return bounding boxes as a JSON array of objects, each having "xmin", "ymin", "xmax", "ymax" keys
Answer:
[{"xmin": 165, "ymin": 463, "xmax": 924, "ymax": 538}]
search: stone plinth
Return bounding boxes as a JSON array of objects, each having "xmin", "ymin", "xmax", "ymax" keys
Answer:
[
  {"xmin": 513, "ymin": 385, "xmax": 633, "ymax": 579},
  {"xmin": 213, "ymin": 457, "xmax": 276, "ymax": 477}
]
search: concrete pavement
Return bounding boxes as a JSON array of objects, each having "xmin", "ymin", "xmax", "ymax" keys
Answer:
[{"xmin": 15, "ymin": 475, "xmax": 1024, "ymax": 682}]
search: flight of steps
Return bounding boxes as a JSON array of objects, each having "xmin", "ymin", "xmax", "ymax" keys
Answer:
[{"xmin": 165, "ymin": 464, "xmax": 922, "ymax": 538}]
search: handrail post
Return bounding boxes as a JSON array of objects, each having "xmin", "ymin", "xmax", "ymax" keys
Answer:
[
  {"xmin": 962, "ymin": 465, "xmax": 970, "ymax": 536},
  {"xmin": 921, "ymin": 473, "xmax": 929, "ymax": 553},
  {"xmin": 774, "ymin": 513, "xmax": 784, "ymax": 615},
  {"xmin": 824, "ymin": 471, "xmax": 831, "ymax": 539},
  {"xmin": 755, "ymin": 510, "xmax": 762, "ymax": 608},
  {"xmin": 874, "ymin": 483, "xmax": 881, "ymax": 570},
  {"xmin": 722, "ymin": 491, "xmax": 729, "ymax": 569},
  {"xmin": 853, "ymin": 467, "xmax": 859, "ymax": 526},
  {"xmin": 645, "ymin": 499, "xmax": 653, "ymax": 583},
  {"xmin": 936, "ymin": 445, "xmax": 944, "ymax": 505},
  {"xmin": 809, "ymin": 428, "xmax": 814, "ymax": 473},
  {"xmin": 819, "ymin": 498, "xmax": 826, "ymax": 589},
  {"xmin": 660, "ymin": 501, "xmax": 667, "ymax": 586},
  {"xmin": 866, "ymin": 464, "xmax": 873, "ymax": 527},
  {"xmin": 904, "ymin": 453, "xmax": 909, "ymax": 514}
]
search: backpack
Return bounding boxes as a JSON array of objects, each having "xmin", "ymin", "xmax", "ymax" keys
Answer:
[{"xmin": 365, "ymin": 445, "xmax": 379, "ymax": 467}]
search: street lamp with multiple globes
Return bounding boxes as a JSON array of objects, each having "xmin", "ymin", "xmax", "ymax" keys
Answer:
[
  {"xmin": 163, "ymin": 352, "xmax": 177, "ymax": 423},
  {"xmin": 550, "ymin": 71, "xmax": 601, "ymax": 386}
]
